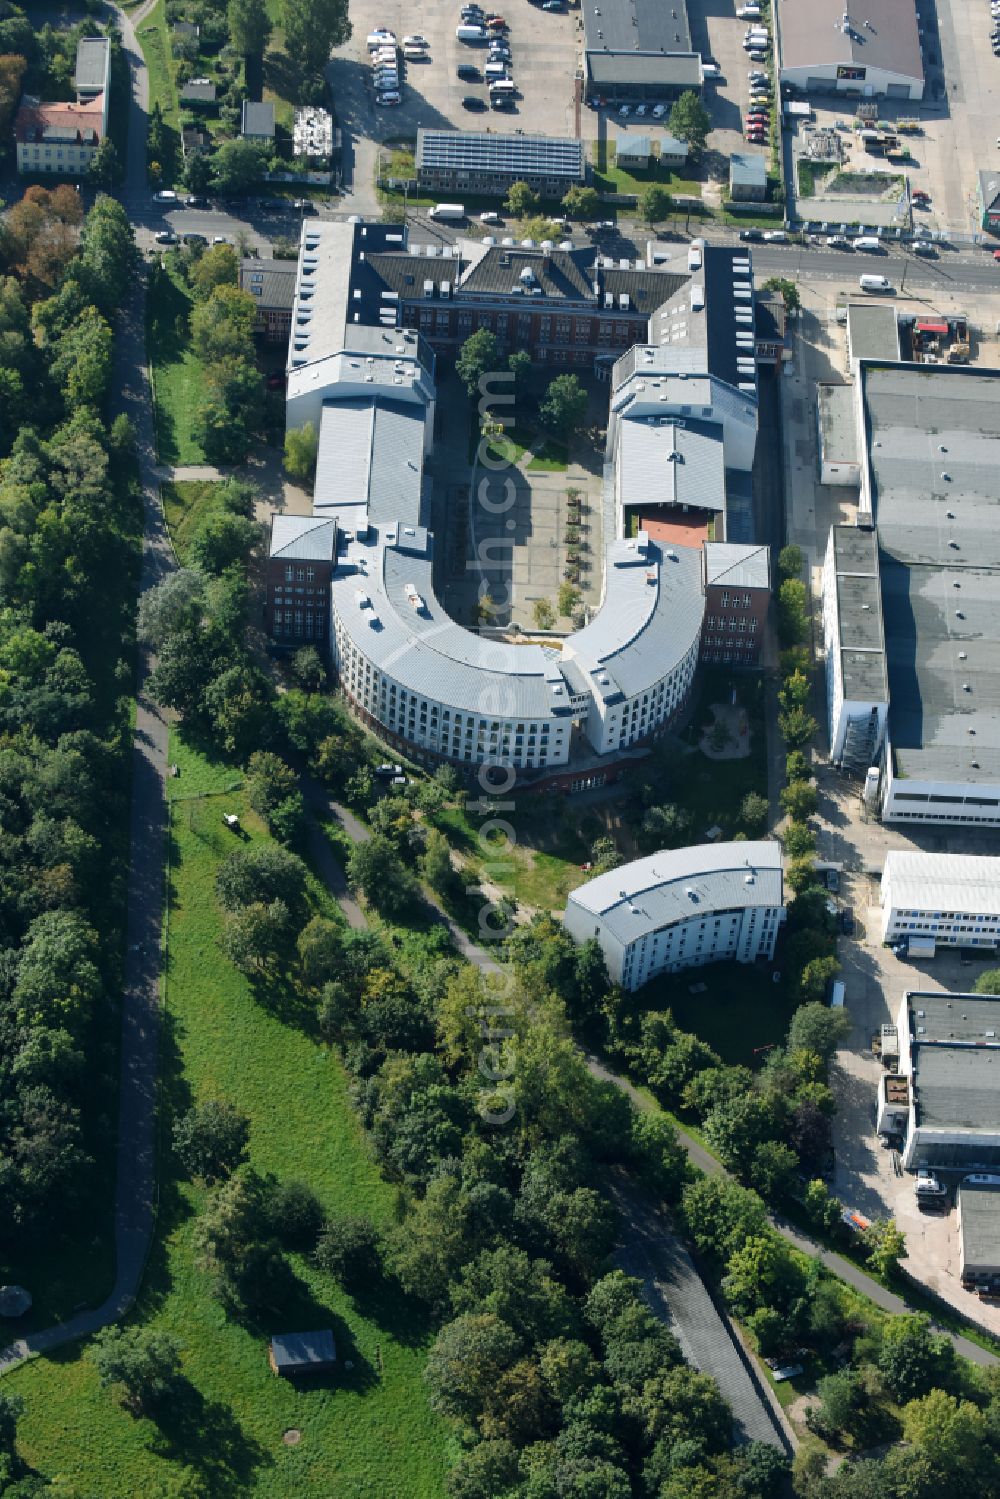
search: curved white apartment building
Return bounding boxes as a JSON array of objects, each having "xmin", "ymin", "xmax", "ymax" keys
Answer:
[
  {"xmin": 563, "ymin": 841, "xmax": 785, "ymax": 991},
  {"xmin": 276, "ymin": 220, "xmax": 763, "ymax": 775}
]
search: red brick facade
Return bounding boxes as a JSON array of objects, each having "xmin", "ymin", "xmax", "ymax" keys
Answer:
[
  {"xmin": 701, "ymin": 581, "xmax": 769, "ymax": 667},
  {"xmin": 398, "ymin": 301, "xmax": 649, "ymax": 366},
  {"xmin": 264, "ymin": 556, "xmax": 334, "ymax": 647}
]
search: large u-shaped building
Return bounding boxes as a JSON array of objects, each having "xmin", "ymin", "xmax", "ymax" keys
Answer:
[{"xmin": 273, "ymin": 219, "xmax": 768, "ymax": 782}]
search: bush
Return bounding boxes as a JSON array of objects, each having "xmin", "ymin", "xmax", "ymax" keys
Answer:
[
  {"xmin": 315, "ymin": 1215, "xmax": 382, "ymax": 1290},
  {"xmin": 172, "ymin": 1098, "xmax": 250, "ymax": 1183},
  {"xmin": 269, "ymin": 1178, "xmax": 324, "ymax": 1248}
]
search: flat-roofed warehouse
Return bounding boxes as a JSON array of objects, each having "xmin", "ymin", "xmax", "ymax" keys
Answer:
[
  {"xmin": 583, "ymin": 0, "xmax": 703, "ymax": 106},
  {"xmin": 880, "ymin": 992, "xmax": 1000, "ymax": 1171},
  {"xmin": 415, "ymin": 130, "xmax": 585, "ymax": 198},
  {"xmin": 861, "ymin": 365, "xmax": 1000, "ymax": 827},
  {"xmin": 959, "ymin": 1177, "xmax": 1000, "ymax": 1288},
  {"xmin": 778, "ymin": 0, "xmax": 924, "ymax": 100}
]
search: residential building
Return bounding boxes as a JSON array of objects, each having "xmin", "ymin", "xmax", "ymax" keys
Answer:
[
  {"xmin": 778, "ymin": 0, "xmax": 924, "ymax": 100},
  {"xmin": 265, "ymin": 515, "xmax": 337, "ymax": 648},
  {"xmin": 414, "ymin": 129, "xmax": 585, "ymax": 198},
  {"xmin": 241, "ymin": 100, "xmax": 275, "ymax": 144},
  {"xmin": 821, "ymin": 524, "xmax": 888, "ymax": 771},
  {"xmin": 563, "ymin": 841, "xmax": 785, "ymax": 990},
  {"xmin": 240, "ymin": 259, "xmax": 296, "ymax": 341},
  {"xmin": 659, "ymin": 134, "xmax": 689, "ymax": 166},
  {"xmin": 729, "ymin": 152, "xmax": 767, "ymax": 201},
  {"xmin": 294, "ymin": 107, "xmax": 335, "ymax": 161},
  {"xmin": 977, "ymin": 170, "xmax": 1000, "ymax": 236},
  {"xmin": 179, "ymin": 79, "xmax": 217, "ymax": 107},
  {"xmin": 877, "ymin": 992, "xmax": 1000, "ymax": 1171},
  {"xmin": 817, "ymin": 382, "xmax": 860, "ymax": 483},
  {"xmin": 880, "ymin": 851, "xmax": 1000, "ymax": 953},
  {"xmin": 959, "ymin": 1177, "xmax": 1000, "ymax": 1288},
  {"xmin": 276, "ymin": 221, "xmax": 762, "ymax": 783},
  {"xmin": 701, "ymin": 543, "xmax": 770, "ymax": 666},
  {"xmin": 582, "ymin": 0, "xmax": 702, "ymax": 105},
  {"xmin": 617, "ymin": 133, "xmax": 652, "ymax": 169},
  {"xmin": 15, "ymin": 35, "xmax": 109, "ymax": 177}
]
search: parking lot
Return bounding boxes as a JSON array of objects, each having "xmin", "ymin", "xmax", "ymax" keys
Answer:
[
  {"xmin": 685, "ymin": 0, "xmax": 776, "ymax": 200},
  {"xmin": 327, "ymin": 0, "xmax": 582, "ymax": 163}
]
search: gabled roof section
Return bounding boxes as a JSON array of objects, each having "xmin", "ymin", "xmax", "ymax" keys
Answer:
[{"xmin": 269, "ymin": 514, "xmax": 337, "ymax": 562}]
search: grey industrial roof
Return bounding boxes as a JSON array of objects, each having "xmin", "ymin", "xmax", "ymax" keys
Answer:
[
  {"xmin": 415, "ymin": 129, "xmax": 585, "ymax": 182},
  {"xmin": 648, "ymin": 246, "xmax": 757, "ymax": 396},
  {"xmin": 886, "ymin": 851, "xmax": 1000, "ymax": 917},
  {"xmin": 659, "ymin": 133, "xmax": 688, "ymax": 157},
  {"xmin": 586, "ymin": 52, "xmax": 703, "ymax": 87},
  {"xmin": 618, "ymin": 419, "xmax": 725, "ymax": 513},
  {"xmin": 818, "ymin": 383, "xmax": 857, "ymax": 462},
  {"xmin": 960, "ymin": 1181, "xmax": 1000, "ymax": 1271},
  {"xmin": 830, "ymin": 525, "xmax": 888, "ymax": 700},
  {"xmin": 74, "ymin": 36, "xmax": 109, "ymax": 92},
  {"xmin": 906, "ymin": 991, "xmax": 1000, "ymax": 1045},
  {"xmin": 583, "ymin": 0, "xmax": 691, "ymax": 58},
  {"xmin": 863, "ymin": 365, "xmax": 1000, "ymax": 783},
  {"xmin": 779, "ymin": 0, "xmax": 923, "ymax": 84},
  {"xmin": 913, "ymin": 1047, "xmax": 1000, "ymax": 1131},
  {"xmin": 847, "ymin": 303, "xmax": 900, "ymax": 363},
  {"xmin": 241, "ymin": 258, "xmax": 296, "ymax": 311},
  {"xmin": 313, "ymin": 399, "xmax": 425, "ymax": 532},
  {"xmin": 242, "ymin": 100, "xmax": 275, "ymax": 138},
  {"xmin": 269, "ymin": 514, "xmax": 336, "ymax": 561},
  {"xmin": 270, "ymin": 1331, "xmax": 336, "ymax": 1369},
  {"xmin": 331, "ymin": 529, "xmax": 572, "ymax": 720},
  {"xmin": 704, "ymin": 542, "xmax": 769, "ymax": 590},
  {"xmin": 567, "ymin": 840, "xmax": 783, "ymax": 944},
  {"xmin": 730, "ymin": 152, "xmax": 767, "ymax": 187}
]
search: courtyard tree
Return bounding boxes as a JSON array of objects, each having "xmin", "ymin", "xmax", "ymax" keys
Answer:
[
  {"xmin": 783, "ymin": 821, "xmax": 815, "ymax": 860},
  {"xmin": 780, "ymin": 779, "xmax": 818, "ymax": 821},
  {"xmin": 505, "ymin": 180, "xmax": 539, "ymax": 216},
  {"xmin": 778, "ymin": 543, "xmax": 803, "ymax": 580},
  {"xmin": 173, "ymin": 1098, "xmax": 250, "ymax": 1182},
  {"xmin": 557, "ymin": 581, "xmax": 580, "ymax": 617},
  {"xmin": 778, "ymin": 577, "xmax": 809, "ymax": 645},
  {"xmin": 639, "ymin": 185, "xmax": 672, "ymax": 222},
  {"xmin": 284, "ymin": 420, "xmax": 319, "ymax": 483},
  {"xmin": 533, "ymin": 598, "xmax": 555, "ymax": 630},
  {"xmin": 797, "ymin": 954, "xmax": 841, "ymax": 1004},
  {"xmin": 282, "ymin": 0, "xmax": 351, "ymax": 78},
  {"xmin": 762, "ymin": 276, "xmax": 800, "ymax": 313},
  {"xmin": 540, "ymin": 373, "xmax": 587, "ymax": 442},
  {"xmin": 457, "ymin": 328, "xmax": 500, "ymax": 400},
  {"xmin": 228, "ymin": 0, "xmax": 272, "ymax": 54},
  {"xmin": 89, "ymin": 1326, "xmax": 182, "ymax": 1414},
  {"xmin": 668, "ymin": 90, "xmax": 711, "ymax": 156},
  {"xmin": 212, "ymin": 139, "xmax": 268, "ymax": 196},
  {"xmin": 778, "ymin": 705, "xmax": 818, "ymax": 750},
  {"xmin": 561, "ymin": 185, "xmax": 601, "ymax": 219},
  {"xmin": 862, "ymin": 1217, "xmax": 907, "ymax": 1278},
  {"xmin": 739, "ymin": 790, "xmax": 768, "ymax": 833}
]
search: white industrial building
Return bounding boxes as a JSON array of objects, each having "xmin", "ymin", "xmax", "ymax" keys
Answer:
[
  {"xmin": 820, "ymin": 365, "xmax": 1000, "ymax": 827},
  {"xmin": 880, "ymin": 851, "xmax": 1000, "ymax": 952},
  {"xmin": 563, "ymin": 841, "xmax": 785, "ymax": 991},
  {"xmin": 877, "ymin": 992, "xmax": 1000, "ymax": 1172},
  {"xmin": 778, "ymin": 0, "xmax": 924, "ymax": 100},
  {"xmin": 278, "ymin": 220, "xmax": 764, "ymax": 780},
  {"xmin": 959, "ymin": 1177, "xmax": 1000, "ymax": 1289}
]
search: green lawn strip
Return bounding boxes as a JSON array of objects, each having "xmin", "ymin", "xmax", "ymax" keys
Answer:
[
  {"xmin": 433, "ymin": 802, "xmax": 590, "ymax": 911},
  {"xmin": 147, "ymin": 262, "xmax": 208, "ymax": 466},
  {"xmin": 162, "ymin": 480, "xmax": 231, "ymax": 564},
  {"xmin": 8, "ymin": 740, "xmax": 449, "ymax": 1498},
  {"xmin": 137, "ymin": 0, "xmax": 179, "ymax": 130}
]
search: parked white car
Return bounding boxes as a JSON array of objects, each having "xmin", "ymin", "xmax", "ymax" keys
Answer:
[{"xmin": 402, "ymin": 33, "xmax": 428, "ymax": 46}]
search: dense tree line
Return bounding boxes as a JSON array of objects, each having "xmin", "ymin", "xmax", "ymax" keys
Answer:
[{"xmin": 0, "ymin": 195, "xmax": 140, "ymax": 1246}]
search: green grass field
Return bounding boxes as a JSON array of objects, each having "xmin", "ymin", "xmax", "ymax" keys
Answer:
[
  {"xmin": 138, "ymin": 0, "xmax": 179, "ymax": 129},
  {"xmin": 147, "ymin": 265, "xmax": 208, "ymax": 466},
  {"xmin": 162, "ymin": 481, "xmax": 232, "ymax": 564},
  {"xmin": 6, "ymin": 735, "xmax": 450, "ymax": 1498}
]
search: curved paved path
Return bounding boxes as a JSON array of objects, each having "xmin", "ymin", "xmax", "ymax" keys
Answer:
[
  {"xmin": 585, "ymin": 1055, "xmax": 999, "ymax": 1369},
  {"xmin": 1, "ymin": 0, "xmax": 171, "ymax": 1376}
]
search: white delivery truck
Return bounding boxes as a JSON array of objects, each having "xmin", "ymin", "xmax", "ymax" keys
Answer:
[
  {"xmin": 456, "ymin": 23, "xmax": 487, "ymax": 40},
  {"xmin": 859, "ymin": 274, "xmax": 893, "ymax": 292},
  {"xmin": 853, "ymin": 235, "xmax": 882, "ymax": 251},
  {"xmin": 687, "ymin": 236, "xmax": 704, "ymax": 270},
  {"xmin": 829, "ymin": 979, "xmax": 846, "ymax": 1008},
  {"xmin": 429, "ymin": 203, "xmax": 467, "ymax": 221}
]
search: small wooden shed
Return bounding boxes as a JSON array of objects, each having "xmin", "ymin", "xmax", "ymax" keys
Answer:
[{"xmin": 269, "ymin": 1330, "xmax": 337, "ymax": 1377}]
